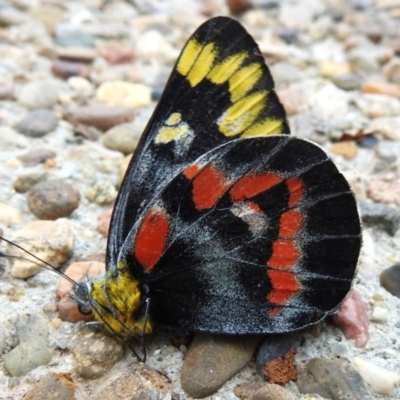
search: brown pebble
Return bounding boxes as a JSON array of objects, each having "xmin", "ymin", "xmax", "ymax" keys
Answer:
[
  {"xmin": 92, "ymin": 363, "xmax": 171, "ymax": 398},
  {"xmin": 27, "ymin": 179, "xmax": 80, "ymax": 220},
  {"xmin": 13, "ymin": 172, "xmax": 47, "ymax": 193},
  {"xmin": 330, "ymin": 141, "xmax": 358, "ymax": 160},
  {"xmin": 24, "ymin": 373, "xmax": 76, "ymax": 400},
  {"xmin": 97, "ymin": 208, "xmax": 113, "ymax": 237},
  {"xmin": 380, "ymin": 263, "xmax": 400, "ymax": 298},
  {"xmin": 98, "ymin": 43, "xmax": 136, "ymax": 64},
  {"xmin": 262, "ymin": 348, "xmax": 298, "ymax": 384},
  {"xmin": 227, "ymin": 0, "xmax": 251, "ymax": 14},
  {"xmin": 234, "ymin": 382, "xmax": 293, "ymax": 400},
  {"xmin": 51, "ymin": 58, "xmax": 90, "ymax": 80},
  {"xmin": 73, "ymin": 123, "xmax": 102, "ymax": 141},
  {"xmin": 181, "ymin": 334, "xmax": 262, "ymax": 398},
  {"xmin": 63, "ymin": 104, "xmax": 134, "ymax": 131},
  {"xmin": 331, "ymin": 289, "xmax": 369, "ymax": 348},
  {"xmin": 17, "ymin": 148, "xmax": 56, "ymax": 167},
  {"xmin": 361, "ymin": 81, "xmax": 400, "ymax": 98}
]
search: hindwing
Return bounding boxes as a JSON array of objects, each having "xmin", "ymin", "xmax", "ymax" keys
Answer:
[{"xmin": 120, "ymin": 136, "xmax": 361, "ymax": 333}]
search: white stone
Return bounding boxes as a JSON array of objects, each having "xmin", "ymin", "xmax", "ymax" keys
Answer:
[
  {"xmin": 371, "ymin": 306, "xmax": 389, "ymax": 322},
  {"xmin": 353, "ymin": 357, "xmax": 400, "ymax": 397},
  {"xmin": 0, "ymin": 203, "xmax": 22, "ymax": 225}
]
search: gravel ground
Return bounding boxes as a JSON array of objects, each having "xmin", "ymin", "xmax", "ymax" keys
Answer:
[{"xmin": 1, "ymin": 0, "xmax": 400, "ymax": 399}]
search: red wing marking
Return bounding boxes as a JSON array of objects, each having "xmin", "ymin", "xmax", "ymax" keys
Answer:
[
  {"xmin": 183, "ymin": 163, "xmax": 201, "ymax": 179},
  {"xmin": 279, "ymin": 210, "xmax": 303, "ymax": 238},
  {"xmin": 247, "ymin": 201, "xmax": 264, "ymax": 214},
  {"xmin": 230, "ymin": 173, "xmax": 281, "ymax": 203},
  {"xmin": 191, "ymin": 164, "xmax": 230, "ymax": 210},
  {"xmin": 266, "ymin": 269, "xmax": 300, "ymax": 305},
  {"xmin": 134, "ymin": 207, "xmax": 169, "ymax": 272},
  {"xmin": 268, "ymin": 239, "xmax": 300, "ymax": 269},
  {"xmin": 286, "ymin": 177, "xmax": 304, "ymax": 207}
]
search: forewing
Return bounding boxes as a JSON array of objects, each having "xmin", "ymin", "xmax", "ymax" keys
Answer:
[
  {"xmin": 124, "ymin": 136, "xmax": 361, "ymax": 334},
  {"xmin": 107, "ymin": 16, "xmax": 289, "ymax": 268}
]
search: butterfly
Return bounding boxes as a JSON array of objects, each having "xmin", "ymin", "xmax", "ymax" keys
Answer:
[{"xmin": 16, "ymin": 16, "xmax": 362, "ymax": 361}]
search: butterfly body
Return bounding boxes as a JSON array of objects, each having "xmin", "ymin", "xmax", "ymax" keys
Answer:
[{"xmin": 76, "ymin": 17, "xmax": 361, "ymax": 342}]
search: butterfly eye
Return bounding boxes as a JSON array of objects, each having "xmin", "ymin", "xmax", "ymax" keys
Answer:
[{"xmin": 78, "ymin": 303, "xmax": 92, "ymax": 315}]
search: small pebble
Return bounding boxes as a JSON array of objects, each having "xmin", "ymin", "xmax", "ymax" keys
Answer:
[
  {"xmin": 13, "ymin": 172, "xmax": 47, "ymax": 193},
  {"xmin": 353, "ymin": 357, "xmax": 400, "ymax": 397},
  {"xmin": 361, "ymin": 81, "xmax": 400, "ymax": 98},
  {"xmin": 69, "ymin": 327, "xmax": 124, "ymax": 379},
  {"xmin": 16, "ymin": 109, "xmax": 58, "ymax": 137},
  {"xmin": 54, "ymin": 23, "xmax": 95, "ymax": 48},
  {"xmin": 360, "ymin": 201, "xmax": 400, "ymax": 236},
  {"xmin": 234, "ymin": 382, "xmax": 293, "ymax": 400},
  {"xmin": 382, "ymin": 57, "xmax": 400, "ymax": 83},
  {"xmin": 181, "ymin": 334, "xmax": 262, "ymax": 398},
  {"xmin": 368, "ymin": 177, "xmax": 400, "ymax": 205},
  {"xmin": 98, "ymin": 43, "xmax": 136, "ymax": 65},
  {"xmin": 63, "ymin": 105, "xmax": 134, "ymax": 131},
  {"xmin": 296, "ymin": 358, "xmax": 369, "ymax": 400},
  {"xmin": 347, "ymin": 48, "xmax": 380, "ymax": 75},
  {"xmin": 8, "ymin": 220, "xmax": 74, "ymax": 278},
  {"xmin": 330, "ymin": 141, "xmax": 358, "ymax": 160},
  {"xmin": 17, "ymin": 148, "xmax": 56, "ymax": 167},
  {"xmin": 227, "ymin": 0, "xmax": 251, "ymax": 14},
  {"xmin": 56, "ymin": 261, "xmax": 105, "ymax": 322},
  {"xmin": 277, "ymin": 87, "xmax": 308, "ymax": 115},
  {"xmin": 27, "ymin": 179, "xmax": 80, "ymax": 220},
  {"xmin": 256, "ymin": 332, "xmax": 302, "ymax": 381},
  {"xmin": 97, "ymin": 208, "xmax": 113, "ymax": 237},
  {"xmin": 56, "ymin": 46, "xmax": 97, "ymax": 62},
  {"xmin": 0, "ymin": 81, "xmax": 14, "ymax": 99},
  {"xmin": 371, "ymin": 305, "xmax": 389, "ymax": 322},
  {"xmin": 96, "ymin": 81, "xmax": 151, "ymax": 109},
  {"xmin": 92, "ymin": 363, "xmax": 171, "ymax": 399},
  {"xmin": 380, "ymin": 262, "xmax": 400, "ymax": 297},
  {"xmin": 86, "ymin": 181, "xmax": 117, "ymax": 205},
  {"xmin": 0, "ymin": 203, "xmax": 22, "ymax": 226},
  {"xmin": 51, "ymin": 59, "xmax": 90, "ymax": 80},
  {"xmin": 101, "ymin": 122, "xmax": 141, "ymax": 154},
  {"xmin": 23, "ymin": 373, "xmax": 77, "ymax": 400},
  {"xmin": 332, "ymin": 73, "xmax": 361, "ymax": 90},
  {"xmin": 17, "ymin": 80, "xmax": 59, "ymax": 110},
  {"xmin": 4, "ymin": 314, "xmax": 52, "ymax": 377},
  {"xmin": 367, "ymin": 116, "xmax": 400, "ymax": 140},
  {"xmin": 331, "ymin": 290, "xmax": 369, "ymax": 348}
]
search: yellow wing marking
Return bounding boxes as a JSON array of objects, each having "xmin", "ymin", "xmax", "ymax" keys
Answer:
[
  {"xmin": 155, "ymin": 112, "xmax": 193, "ymax": 144},
  {"xmin": 207, "ymin": 52, "xmax": 248, "ymax": 84},
  {"xmin": 186, "ymin": 42, "xmax": 217, "ymax": 87},
  {"xmin": 229, "ymin": 63, "xmax": 263, "ymax": 103},
  {"xmin": 177, "ymin": 38, "xmax": 202, "ymax": 77},
  {"xmin": 218, "ymin": 91, "xmax": 268, "ymax": 137},
  {"xmin": 241, "ymin": 118, "xmax": 283, "ymax": 138}
]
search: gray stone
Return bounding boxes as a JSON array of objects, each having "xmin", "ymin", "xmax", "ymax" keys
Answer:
[
  {"xmin": 16, "ymin": 109, "xmax": 58, "ymax": 137},
  {"xmin": 380, "ymin": 263, "xmax": 400, "ymax": 298},
  {"xmin": 347, "ymin": 48, "xmax": 380, "ymax": 75},
  {"xmin": 234, "ymin": 382, "xmax": 293, "ymax": 400},
  {"xmin": 360, "ymin": 201, "xmax": 400, "ymax": 236},
  {"xmin": 296, "ymin": 358, "xmax": 369, "ymax": 400},
  {"xmin": 54, "ymin": 23, "xmax": 95, "ymax": 48},
  {"xmin": 17, "ymin": 80, "xmax": 59, "ymax": 110},
  {"xmin": 101, "ymin": 123, "xmax": 141, "ymax": 155},
  {"xmin": 332, "ymin": 73, "xmax": 361, "ymax": 90},
  {"xmin": 4, "ymin": 314, "xmax": 52, "ymax": 376}
]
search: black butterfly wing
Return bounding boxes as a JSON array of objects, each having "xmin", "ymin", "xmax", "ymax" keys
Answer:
[
  {"xmin": 107, "ymin": 16, "xmax": 289, "ymax": 268},
  {"xmin": 121, "ymin": 136, "xmax": 361, "ymax": 333}
]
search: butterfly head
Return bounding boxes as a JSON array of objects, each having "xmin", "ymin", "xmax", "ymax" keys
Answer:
[{"xmin": 73, "ymin": 263, "xmax": 153, "ymax": 339}]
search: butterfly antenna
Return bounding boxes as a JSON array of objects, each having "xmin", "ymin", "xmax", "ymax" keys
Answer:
[{"xmin": 0, "ymin": 236, "xmax": 78, "ymax": 286}]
